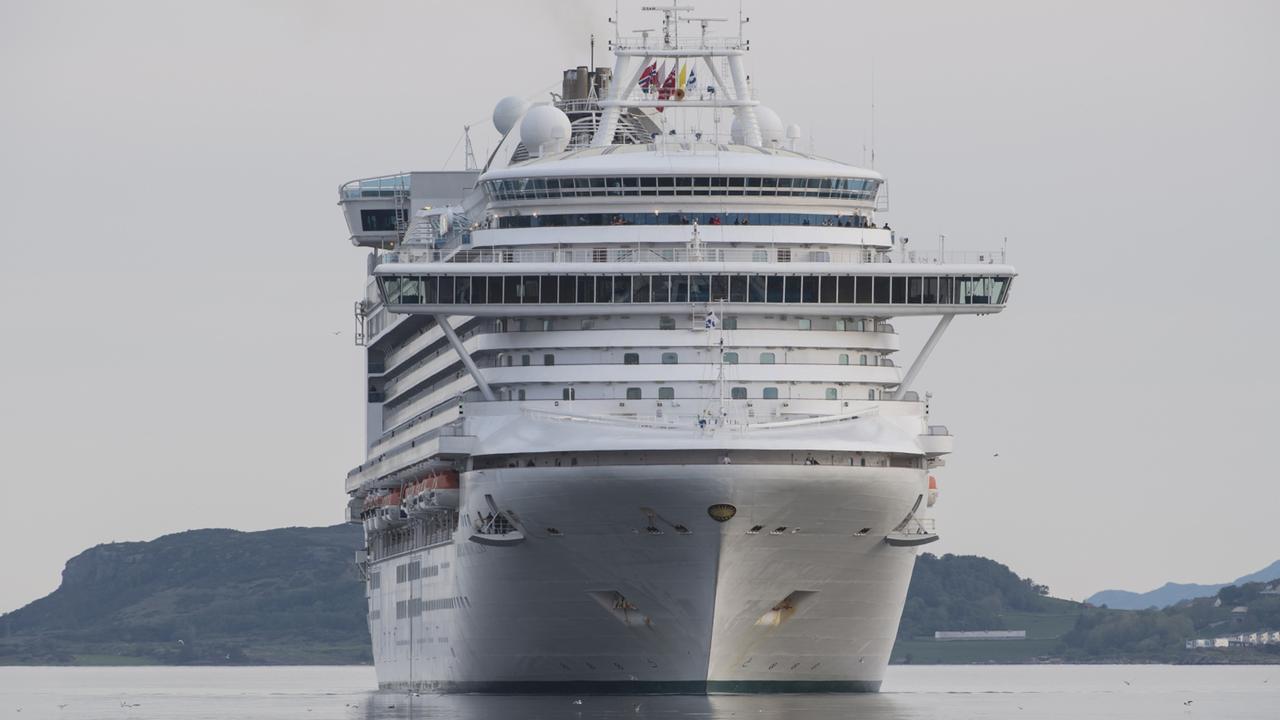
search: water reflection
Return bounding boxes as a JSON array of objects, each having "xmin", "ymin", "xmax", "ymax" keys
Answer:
[{"xmin": 349, "ymin": 691, "xmax": 909, "ymax": 720}]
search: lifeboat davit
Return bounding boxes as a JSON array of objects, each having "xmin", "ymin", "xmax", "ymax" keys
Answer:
[
  {"xmin": 380, "ymin": 489, "xmax": 406, "ymax": 527},
  {"xmin": 927, "ymin": 475, "xmax": 938, "ymax": 507}
]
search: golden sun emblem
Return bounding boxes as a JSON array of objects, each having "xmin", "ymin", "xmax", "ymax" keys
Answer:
[{"xmin": 707, "ymin": 504, "xmax": 737, "ymax": 522}]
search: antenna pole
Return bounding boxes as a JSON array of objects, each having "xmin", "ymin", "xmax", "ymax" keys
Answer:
[{"xmin": 591, "ymin": 33, "xmax": 595, "ymax": 69}]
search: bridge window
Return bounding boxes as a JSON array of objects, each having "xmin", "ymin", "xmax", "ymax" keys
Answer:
[
  {"xmin": 658, "ymin": 387, "xmax": 675, "ymax": 400},
  {"xmin": 626, "ymin": 387, "xmax": 642, "ymax": 400},
  {"xmin": 763, "ymin": 387, "xmax": 779, "ymax": 400},
  {"xmin": 380, "ymin": 273, "xmax": 1013, "ymax": 308}
]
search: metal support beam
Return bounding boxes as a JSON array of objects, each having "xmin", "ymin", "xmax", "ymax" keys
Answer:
[
  {"xmin": 892, "ymin": 314, "xmax": 954, "ymax": 401},
  {"xmin": 433, "ymin": 314, "xmax": 495, "ymax": 402}
]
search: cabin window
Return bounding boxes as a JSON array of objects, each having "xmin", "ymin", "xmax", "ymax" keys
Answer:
[
  {"xmin": 543, "ymin": 354, "xmax": 555, "ymax": 366},
  {"xmin": 825, "ymin": 388, "xmax": 838, "ymax": 400},
  {"xmin": 521, "ymin": 354, "xmax": 531, "ymax": 366},
  {"xmin": 763, "ymin": 387, "xmax": 779, "ymax": 400},
  {"xmin": 658, "ymin": 387, "xmax": 675, "ymax": 400},
  {"xmin": 798, "ymin": 318, "xmax": 811, "ymax": 330},
  {"xmin": 623, "ymin": 353, "xmax": 639, "ymax": 365},
  {"xmin": 662, "ymin": 352, "xmax": 679, "ymax": 364},
  {"xmin": 760, "ymin": 352, "xmax": 776, "ymax": 364},
  {"xmin": 626, "ymin": 387, "xmax": 642, "ymax": 400},
  {"xmin": 839, "ymin": 354, "xmax": 850, "ymax": 365},
  {"xmin": 517, "ymin": 389, "xmax": 527, "ymax": 401},
  {"xmin": 563, "ymin": 387, "xmax": 576, "ymax": 400},
  {"xmin": 659, "ymin": 316, "xmax": 676, "ymax": 330},
  {"xmin": 723, "ymin": 352, "xmax": 739, "ymax": 364},
  {"xmin": 722, "ymin": 317, "xmax": 738, "ymax": 330},
  {"xmin": 730, "ymin": 387, "xmax": 748, "ymax": 400}
]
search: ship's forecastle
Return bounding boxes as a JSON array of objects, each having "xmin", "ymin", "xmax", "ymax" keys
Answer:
[{"xmin": 339, "ymin": 4, "xmax": 1015, "ymax": 693}]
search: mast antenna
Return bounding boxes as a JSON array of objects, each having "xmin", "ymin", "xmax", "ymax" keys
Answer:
[{"xmin": 463, "ymin": 125, "xmax": 477, "ymax": 170}]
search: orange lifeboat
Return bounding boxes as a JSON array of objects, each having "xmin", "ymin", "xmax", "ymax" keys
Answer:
[
  {"xmin": 404, "ymin": 470, "xmax": 461, "ymax": 515},
  {"xmin": 927, "ymin": 475, "xmax": 938, "ymax": 507}
]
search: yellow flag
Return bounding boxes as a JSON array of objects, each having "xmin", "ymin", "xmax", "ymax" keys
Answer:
[{"xmin": 678, "ymin": 63, "xmax": 688, "ymax": 90}]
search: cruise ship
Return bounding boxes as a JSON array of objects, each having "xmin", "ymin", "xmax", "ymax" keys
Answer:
[{"xmin": 340, "ymin": 6, "xmax": 1015, "ymax": 693}]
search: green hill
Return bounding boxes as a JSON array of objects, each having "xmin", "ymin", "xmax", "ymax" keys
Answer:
[{"xmin": 0, "ymin": 525, "xmax": 370, "ymax": 665}]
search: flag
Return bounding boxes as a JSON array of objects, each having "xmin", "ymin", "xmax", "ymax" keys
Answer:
[
  {"xmin": 638, "ymin": 61, "xmax": 658, "ymax": 92},
  {"xmin": 687, "ymin": 63, "xmax": 698, "ymax": 92},
  {"xmin": 656, "ymin": 65, "xmax": 677, "ymax": 111},
  {"xmin": 678, "ymin": 63, "xmax": 688, "ymax": 91}
]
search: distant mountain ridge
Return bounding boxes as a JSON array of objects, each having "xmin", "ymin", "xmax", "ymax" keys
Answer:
[{"xmin": 1086, "ymin": 559, "xmax": 1280, "ymax": 610}]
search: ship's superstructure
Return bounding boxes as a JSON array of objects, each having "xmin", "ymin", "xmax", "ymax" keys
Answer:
[{"xmin": 340, "ymin": 6, "xmax": 1015, "ymax": 693}]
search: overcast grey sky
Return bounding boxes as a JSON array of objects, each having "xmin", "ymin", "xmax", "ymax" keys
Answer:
[{"xmin": 1, "ymin": 0, "xmax": 1277, "ymax": 613}]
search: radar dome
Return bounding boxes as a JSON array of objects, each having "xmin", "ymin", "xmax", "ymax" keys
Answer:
[
  {"xmin": 729, "ymin": 107, "xmax": 786, "ymax": 147},
  {"xmin": 519, "ymin": 104, "xmax": 571, "ymax": 157},
  {"xmin": 492, "ymin": 96, "xmax": 530, "ymax": 136},
  {"xmin": 756, "ymin": 106, "xmax": 785, "ymax": 147},
  {"xmin": 785, "ymin": 123, "xmax": 802, "ymax": 149}
]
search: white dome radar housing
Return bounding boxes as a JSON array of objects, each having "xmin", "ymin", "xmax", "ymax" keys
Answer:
[
  {"xmin": 730, "ymin": 106, "xmax": 785, "ymax": 148},
  {"xmin": 492, "ymin": 96, "xmax": 530, "ymax": 136},
  {"xmin": 519, "ymin": 104, "xmax": 571, "ymax": 157}
]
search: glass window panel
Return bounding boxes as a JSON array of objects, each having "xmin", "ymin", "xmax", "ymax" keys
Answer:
[
  {"xmin": 923, "ymin": 276, "xmax": 938, "ymax": 304},
  {"xmin": 855, "ymin": 276, "xmax": 873, "ymax": 303},
  {"xmin": 662, "ymin": 352, "xmax": 679, "ymax": 364},
  {"xmin": 690, "ymin": 275, "xmax": 710, "ymax": 303},
  {"xmin": 760, "ymin": 352, "xmax": 776, "ymax": 364},
  {"xmin": 891, "ymin": 276, "xmax": 906, "ymax": 304},
  {"xmin": 724, "ymin": 352, "xmax": 739, "ymax": 364},
  {"xmin": 731, "ymin": 387, "xmax": 748, "ymax": 400},
  {"xmin": 522, "ymin": 275, "xmax": 540, "ymax": 303},
  {"xmin": 729, "ymin": 275, "xmax": 748, "ymax": 302},
  {"xmin": 939, "ymin": 276, "xmax": 955, "ymax": 304},
  {"xmin": 596, "ymin": 275, "xmax": 613, "ymax": 303},
  {"xmin": 672, "ymin": 275, "xmax": 690, "ymax": 303},
  {"xmin": 837, "ymin": 275, "xmax": 855, "ymax": 303},
  {"xmin": 825, "ymin": 388, "xmax": 838, "ymax": 400},
  {"xmin": 763, "ymin": 387, "xmax": 779, "ymax": 400},
  {"xmin": 559, "ymin": 276, "xmax": 575, "ymax": 303},
  {"xmin": 785, "ymin": 276, "xmax": 802, "ymax": 303},
  {"xmin": 454, "ymin": 276, "xmax": 472, "ymax": 303},
  {"xmin": 651, "ymin": 274, "xmax": 670, "ymax": 303},
  {"xmin": 873, "ymin": 276, "xmax": 890, "ymax": 304},
  {"xmin": 749, "ymin": 275, "xmax": 768, "ymax": 302},
  {"xmin": 658, "ymin": 387, "xmax": 675, "ymax": 400},
  {"xmin": 907, "ymin": 276, "xmax": 923, "ymax": 304},
  {"xmin": 576, "ymin": 276, "xmax": 594, "ymax": 303},
  {"xmin": 540, "ymin": 275, "xmax": 558, "ymax": 303},
  {"xmin": 626, "ymin": 387, "xmax": 642, "ymax": 400},
  {"xmin": 624, "ymin": 353, "xmax": 639, "ymax": 365},
  {"xmin": 766, "ymin": 275, "xmax": 784, "ymax": 303},
  {"xmin": 711, "ymin": 275, "xmax": 729, "ymax": 301},
  {"xmin": 632, "ymin": 274, "xmax": 650, "ymax": 303},
  {"xmin": 802, "ymin": 276, "xmax": 819, "ymax": 303},
  {"xmin": 819, "ymin": 276, "xmax": 837, "ymax": 303},
  {"xmin": 438, "ymin": 276, "xmax": 455, "ymax": 304},
  {"xmin": 422, "ymin": 276, "xmax": 438, "ymax": 304},
  {"xmin": 383, "ymin": 277, "xmax": 400, "ymax": 303},
  {"xmin": 613, "ymin": 275, "xmax": 632, "ymax": 303}
]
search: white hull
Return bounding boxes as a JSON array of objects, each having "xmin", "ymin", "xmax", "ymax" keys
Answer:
[{"xmin": 366, "ymin": 463, "xmax": 922, "ymax": 692}]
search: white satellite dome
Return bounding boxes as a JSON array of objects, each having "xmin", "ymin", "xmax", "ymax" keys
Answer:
[
  {"xmin": 785, "ymin": 123, "xmax": 802, "ymax": 150},
  {"xmin": 492, "ymin": 96, "xmax": 530, "ymax": 136},
  {"xmin": 756, "ymin": 106, "xmax": 785, "ymax": 147},
  {"xmin": 729, "ymin": 106, "xmax": 786, "ymax": 147},
  {"xmin": 519, "ymin": 104, "xmax": 571, "ymax": 157}
]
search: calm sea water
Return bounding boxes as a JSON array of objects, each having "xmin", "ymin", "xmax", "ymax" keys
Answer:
[{"xmin": 0, "ymin": 665, "xmax": 1276, "ymax": 719}]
